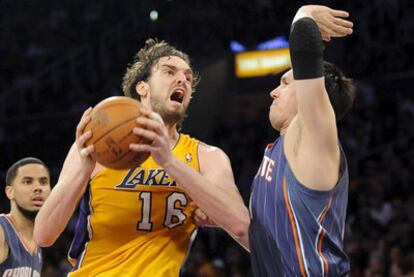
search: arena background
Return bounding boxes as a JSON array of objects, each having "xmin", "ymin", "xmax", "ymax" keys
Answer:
[{"xmin": 1, "ymin": 0, "xmax": 413, "ymax": 276}]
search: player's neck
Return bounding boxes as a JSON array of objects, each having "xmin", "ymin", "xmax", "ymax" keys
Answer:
[
  {"xmin": 165, "ymin": 123, "xmax": 180, "ymax": 147},
  {"xmin": 280, "ymin": 116, "xmax": 297, "ymax": 135}
]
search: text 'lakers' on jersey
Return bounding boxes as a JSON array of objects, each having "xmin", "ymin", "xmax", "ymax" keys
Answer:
[{"xmin": 68, "ymin": 134, "xmax": 200, "ymax": 277}]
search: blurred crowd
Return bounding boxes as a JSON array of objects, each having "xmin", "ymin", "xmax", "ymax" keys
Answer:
[{"xmin": 1, "ymin": 0, "xmax": 413, "ymax": 276}]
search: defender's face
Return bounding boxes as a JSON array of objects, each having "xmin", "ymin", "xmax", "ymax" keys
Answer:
[
  {"xmin": 145, "ymin": 56, "xmax": 194, "ymax": 124},
  {"xmin": 7, "ymin": 164, "xmax": 51, "ymax": 212},
  {"xmin": 269, "ymin": 70, "xmax": 298, "ymax": 131}
]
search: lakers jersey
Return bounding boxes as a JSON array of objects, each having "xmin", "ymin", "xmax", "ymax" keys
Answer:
[
  {"xmin": 68, "ymin": 134, "xmax": 199, "ymax": 276},
  {"xmin": 249, "ymin": 136, "xmax": 350, "ymax": 277}
]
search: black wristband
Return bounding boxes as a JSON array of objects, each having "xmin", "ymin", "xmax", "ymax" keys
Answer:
[{"xmin": 289, "ymin": 17, "xmax": 324, "ymax": 80}]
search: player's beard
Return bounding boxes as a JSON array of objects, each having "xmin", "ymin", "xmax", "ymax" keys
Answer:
[
  {"xmin": 151, "ymin": 96, "xmax": 189, "ymax": 127},
  {"xmin": 15, "ymin": 202, "xmax": 38, "ymax": 221}
]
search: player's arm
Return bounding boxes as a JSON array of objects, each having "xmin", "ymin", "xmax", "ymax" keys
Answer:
[
  {"xmin": 285, "ymin": 15, "xmax": 348, "ymax": 190},
  {"xmin": 131, "ymin": 114, "xmax": 250, "ymax": 251},
  {"xmin": 166, "ymin": 144, "xmax": 250, "ymax": 250},
  {"xmin": 0, "ymin": 225, "xmax": 8, "ymax": 263},
  {"xmin": 34, "ymin": 108, "xmax": 98, "ymax": 247}
]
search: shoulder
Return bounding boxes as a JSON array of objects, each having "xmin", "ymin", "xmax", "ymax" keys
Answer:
[
  {"xmin": 0, "ymin": 222, "xmax": 5, "ymax": 243},
  {"xmin": 198, "ymin": 142, "xmax": 229, "ymax": 160},
  {"xmin": 0, "ymin": 216, "xmax": 7, "ymax": 243},
  {"xmin": 0, "ymin": 219, "xmax": 9, "ymax": 263},
  {"xmin": 284, "ymin": 116, "xmax": 341, "ymax": 191},
  {"xmin": 197, "ymin": 142, "xmax": 233, "ymax": 175}
]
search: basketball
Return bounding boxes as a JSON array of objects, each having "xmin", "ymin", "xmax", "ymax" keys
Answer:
[{"xmin": 84, "ymin": 96, "xmax": 151, "ymax": 169}]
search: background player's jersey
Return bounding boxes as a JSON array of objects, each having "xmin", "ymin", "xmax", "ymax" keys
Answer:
[
  {"xmin": 0, "ymin": 214, "xmax": 42, "ymax": 277},
  {"xmin": 249, "ymin": 136, "xmax": 350, "ymax": 277},
  {"xmin": 68, "ymin": 134, "xmax": 199, "ymax": 277}
]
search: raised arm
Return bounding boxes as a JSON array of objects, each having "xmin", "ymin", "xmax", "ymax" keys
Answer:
[
  {"xmin": 285, "ymin": 13, "xmax": 353, "ymax": 191},
  {"xmin": 34, "ymin": 108, "xmax": 98, "ymax": 247}
]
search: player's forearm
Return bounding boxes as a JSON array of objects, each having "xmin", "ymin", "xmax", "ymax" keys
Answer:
[
  {"xmin": 34, "ymin": 146, "xmax": 91, "ymax": 247},
  {"xmin": 289, "ymin": 17, "xmax": 338, "ymax": 139},
  {"xmin": 163, "ymin": 156, "xmax": 250, "ymax": 247}
]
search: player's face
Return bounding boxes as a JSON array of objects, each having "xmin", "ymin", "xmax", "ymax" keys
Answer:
[
  {"xmin": 268, "ymin": 70, "xmax": 298, "ymax": 131},
  {"xmin": 6, "ymin": 164, "xmax": 51, "ymax": 219},
  {"xmin": 146, "ymin": 56, "xmax": 193, "ymax": 125}
]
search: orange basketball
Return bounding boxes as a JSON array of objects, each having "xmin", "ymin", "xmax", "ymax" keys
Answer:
[{"xmin": 84, "ymin": 96, "xmax": 151, "ymax": 169}]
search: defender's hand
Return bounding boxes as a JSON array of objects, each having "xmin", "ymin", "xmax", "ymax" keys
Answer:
[{"xmin": 294, "ymin": 5, "xmax": 353, "ymax": 41}]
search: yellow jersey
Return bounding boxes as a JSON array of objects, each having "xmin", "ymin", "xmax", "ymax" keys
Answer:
[{"xmin": 68, "ymin": 134, "xmax": 199, "ymax": 276}]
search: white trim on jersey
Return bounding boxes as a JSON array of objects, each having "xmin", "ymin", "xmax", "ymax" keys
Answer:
[
  {"xmin": 315, "ymin": 226, "xmax": 325, "ymax": 277},
  {"xmin": 287, "ymin": 190, "xmax": 310, "ymax": 277}
]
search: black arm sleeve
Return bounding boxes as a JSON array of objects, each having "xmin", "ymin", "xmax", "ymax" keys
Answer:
[{"xmin": 289, "ymin": 17, "xmax": 324, "ymax": 80}]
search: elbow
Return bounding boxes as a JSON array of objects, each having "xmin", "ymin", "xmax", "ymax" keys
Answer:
[
  {"xmin": 34, "ymin": 232, "xmax": 55, "ymax": 247},
  {"xmin": 34, "ymin": 221, "xmax": 56, "ymax": 247}
]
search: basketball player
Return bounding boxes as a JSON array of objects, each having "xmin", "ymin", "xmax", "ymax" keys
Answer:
[
  {"xmin": 1, "ymin": 157, "xmax": 51, "ymax": 276},
  {"xmin": 247, "ymin": 7, "xmax": 356, "ymax": 276},
  {"xmin": 34, "ymin": 5, "xmax": 354, "ymax": 276},
  {"xmin": 33, "ymin": 39, "xmax": 249, "ymax": 276}
]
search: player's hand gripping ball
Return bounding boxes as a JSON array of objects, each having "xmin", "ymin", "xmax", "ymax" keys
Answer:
[{"xmin": 84, "ymin": 96, "xmax": 151, "ymax": 169}]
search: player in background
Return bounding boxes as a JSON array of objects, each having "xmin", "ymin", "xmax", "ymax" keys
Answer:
[{"xmin": 1, "ymin": 157, "xmax": 51, "ymax": 276}]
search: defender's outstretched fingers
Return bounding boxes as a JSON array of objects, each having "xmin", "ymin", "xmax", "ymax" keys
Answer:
[
  {"xmin": 334, "ymin": 17, "xmax": 353, "ymax": 28},
  {"xmin": 330, "ymin": 9, "xmax": 349, "ymax": 18},
  {"xmin": 330, "ymin": 18, "xmax": 353, "ymax": 35}
]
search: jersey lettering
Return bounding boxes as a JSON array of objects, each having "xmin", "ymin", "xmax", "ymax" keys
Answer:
[
  {"xmin": 137, "ymin": 192, "xmax": 153, "ymax": 231},
  {"xmin": 2, "ymin": 267, "xmax": 40, "ymax": 277},
  {"xmin": 258, "ymin": 156, "xmax": 275, "ymax": 182},
  {"xmin": 164, "ymin": 192, "xmax": 188, "ymax": 229},
  {"xmin": 116, "ymin": 169, "xmax": 177, "ymax": 189},
  {"xmin": 136, "ymin": 191, "xmax": 187, "ymax": 231}
]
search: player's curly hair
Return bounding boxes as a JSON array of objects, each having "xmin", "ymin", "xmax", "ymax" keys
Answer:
[{"xmin": 122, "ymin": 38, "xmax": 200, "ymax": 100}]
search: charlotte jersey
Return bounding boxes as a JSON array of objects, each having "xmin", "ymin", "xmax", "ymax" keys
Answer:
[
  {"xmin": 249, "ymin": 136, "xmax": 350, "ymax": 277},
  {"xmin": 68, "ymin": 134, "xmax": 199, "ymax": 276},
  {"xmin": 0, "ymin": 215, "xmax": 42, "ymax": 277}
]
